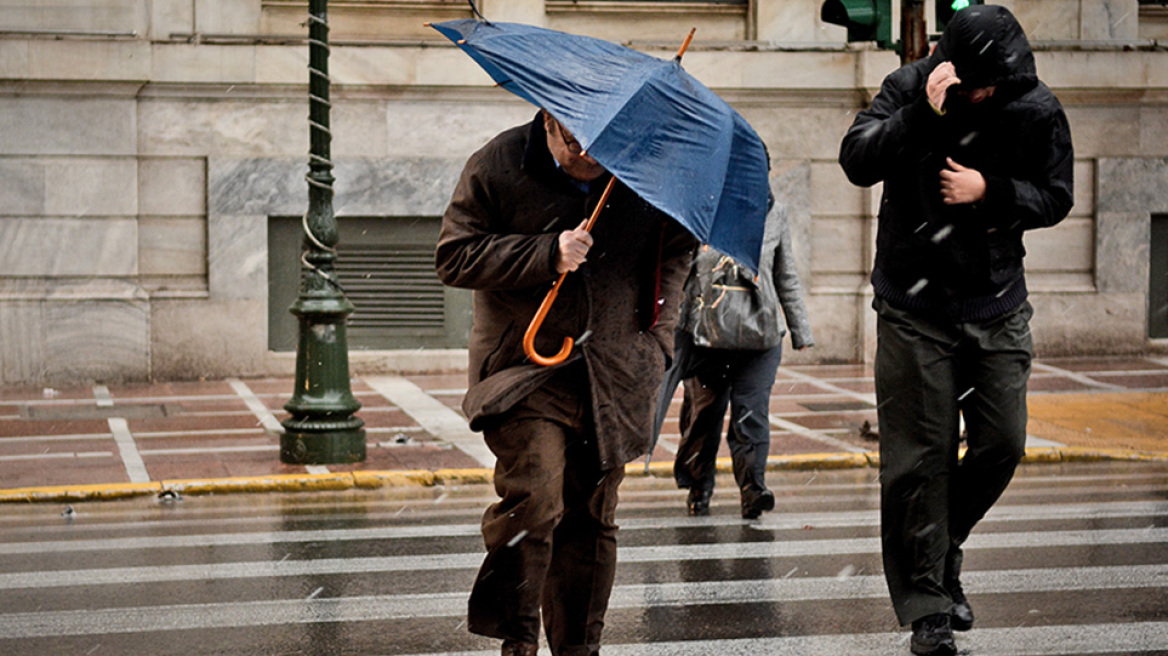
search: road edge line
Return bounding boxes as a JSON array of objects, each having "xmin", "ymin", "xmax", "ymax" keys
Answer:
[{"xmin": 3, "ymin": 448, "xmax": 1166, "ymax": 503}]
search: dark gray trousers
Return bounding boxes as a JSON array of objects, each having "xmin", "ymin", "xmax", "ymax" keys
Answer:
[
  {"xmin": 469, "ymin": 368, "xmax": 623, "ymax": 656},
  {"xmin": 873, "ymin": 297, "xmax": 1033, "ymax": 626},
  {"xmin": 656, "ymin": 330, "xmax": 783, "ymax": 497}
]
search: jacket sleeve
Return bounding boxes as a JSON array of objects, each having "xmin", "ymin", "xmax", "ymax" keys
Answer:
[
  {"xmin": 839, "ymin": 63, "xmax": 941, "ymax": 188},
  {"xmin": 981, "ymin": 101, "xmax": 1074, "ymax": 232},
  {"xmin": 771, "ymin": 207, "xmax": 815, "ymax": 350},
  {"xmin": 435, "ymin": 150, "xmax": 561, "ymax": 291},
  {"xmin": 649, "ymin": 219, "xmax": 698, "ymax": 358}
]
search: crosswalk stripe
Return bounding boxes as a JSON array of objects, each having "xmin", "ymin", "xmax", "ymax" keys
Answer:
[
  {"xmin": 0, "ymin": 566, "xmax": 1163, "ymax": 638},
  {"xmin": 2, "ymin": 500, "xmax": 1165, "ymax": 556},
  {"xmin": 404, "ymin": 622, "xmax": 1168, "ymax": 656},
  {"xmin": 2, "ymin": 528, "xmax": 1165, "ymax": 590}
]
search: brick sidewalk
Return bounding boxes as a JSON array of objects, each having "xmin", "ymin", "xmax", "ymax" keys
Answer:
[{"xmin": 2, "ymin": 356, "xmax": 1167, "ymax": 500}]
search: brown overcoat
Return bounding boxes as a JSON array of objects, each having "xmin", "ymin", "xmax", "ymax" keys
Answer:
[{"xmin": 436, "ymin": 113, "xmax": 696, "ymax": 469}]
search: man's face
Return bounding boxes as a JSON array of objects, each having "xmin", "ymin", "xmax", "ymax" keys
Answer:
[{"xmin": 544, "ymin": 114, "xmax": 605, "ymax": 182}]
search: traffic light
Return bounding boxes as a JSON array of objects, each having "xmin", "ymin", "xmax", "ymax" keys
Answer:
[
  {"xmin": 935, "ymin": 0, "xmax": 984, "ymax": 33},
  {"xmin": 821, "ymin": 0, "xmax": 894, "ymax": 49}
]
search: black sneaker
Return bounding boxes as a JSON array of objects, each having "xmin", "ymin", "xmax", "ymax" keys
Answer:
[
  {"xmin": 686, "ymin": 487, "xmax": 712, "ymax": 516},
  {"xmin": 740, "ymin": 489, "xmax": 775, "ymax": 519},
  {"xmin": 910, "ymin": 613, "xmax": 956, "ymax": 656},
  {"xmin": 945, "ymin": 548, "xmax": 974, "ymax": 631}
]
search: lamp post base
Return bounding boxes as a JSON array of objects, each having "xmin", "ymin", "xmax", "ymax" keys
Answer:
[{"xmin": 280, "ymin": 426, "xmax": 366, "ymax": 465}]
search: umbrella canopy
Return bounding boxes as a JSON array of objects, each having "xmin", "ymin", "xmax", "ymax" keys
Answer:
[{"xmin": 431, "ymin": 19, "xmax": 770, "ymax": 272}]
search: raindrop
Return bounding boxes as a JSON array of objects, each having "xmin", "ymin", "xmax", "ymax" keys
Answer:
[
  {"xmin": 960, "ymin": 132, "xmax": 978, "ymax": 147},
  {"xmin": 307, "ymin": 586, "xmax": 324, "ymax": 600},
  {"xmin": 914, "ymin": 522, "xmax": 939, "ymax": 539},
  {"xmin": 979, "ymin": 39, "xmax": 995, "ymax": 56},
  {"xmin": 932, "ymin": 225, "xmax": 954, "ymax": 243},
  {"xmin": 914, "ymin": 222, "xmax": 928, "ymax": 233},
  {"xmin": 836, "ymin": 564, "xmax": 857, "ymax": 579},
  {"xmin": 908, "ymin": 279, "xmax": 929, "ymax": 296},
  {"xmin": 783, "ymin": 566, "xmax": 799, "ymax": 579},
  {"xmin": 957, "ymin": 388, "xmax": 974, "ymax": 401},
  {"xmin": 736, "ymin": 410, "xmax": 754, "ymax": 424},
  {"xmin": 506, "ymin": 530, "xmax": 529, "ymax": 547}
]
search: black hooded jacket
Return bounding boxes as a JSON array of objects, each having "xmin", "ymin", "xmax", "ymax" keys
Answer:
[{"xmin": 839, "ymin": 5, "xmax": 1074, "ymax": 322}]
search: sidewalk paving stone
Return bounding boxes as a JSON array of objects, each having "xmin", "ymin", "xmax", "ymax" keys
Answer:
[{"xmin": 1, "ymin": 357, "xmax": 1167, "ymax": 501}]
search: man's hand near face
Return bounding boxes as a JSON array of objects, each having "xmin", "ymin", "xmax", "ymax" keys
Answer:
[{"xmin": 927, "ymin": 62, "xmax": 962, "ymax": 114}]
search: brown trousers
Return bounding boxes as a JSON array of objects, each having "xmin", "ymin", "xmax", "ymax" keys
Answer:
[{"xmin": 468, "ymin": 367, "xmax": 624, "ymax": 656}]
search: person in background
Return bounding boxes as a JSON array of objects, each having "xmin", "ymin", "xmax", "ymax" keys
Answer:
[
  {"xmin": 836, "ymin": 6, "xmax": 1073, "ymax": 655},
  {"xmin": 436, "ymin": 109, "xmax": 696, "ymax": 656},
  {"xmin": 653, "ymin": 196, "xmax": 814, "ymax": 520}
]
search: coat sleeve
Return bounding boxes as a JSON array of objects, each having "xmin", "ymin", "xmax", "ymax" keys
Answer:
[
  {"xmin": 649, "ymin": 219, "xmax": 698, "ymax": 358},
  {"xmin": 839, "ymin": 62, "xmax": 941, "ymax": 188},
  {"xmin": 435, "ymin": 149, "xmax": 561, "ymax": 292},
  {"xmin": 981, "ymin": 99, "xmax": 1074, "ymax": 232},
  {"xmin": 771, "ymin": 206, "xmax": 815, "ymax": 350}
]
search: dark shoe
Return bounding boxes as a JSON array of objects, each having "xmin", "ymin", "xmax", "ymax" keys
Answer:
[
  {"xmin": 686, "ymin": 488, "xmax": 712, "ymax": 516},
  {"xmin": 945, "ymin": 548, "xmax": 974, "ymax": 631},
  {"xmin": 501, "ymin": 640, "xmax": 538, "ymax": 656},
  {"xmin": 910, "ymin": 613, "xmax": 956, "ymax": 656},
  {"xmin": 740, "ymin": 489, "xmax": 775, "ymax": 519}
]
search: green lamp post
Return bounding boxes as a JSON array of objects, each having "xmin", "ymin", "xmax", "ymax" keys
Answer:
[{"xmin": 281, "ymin": 0, "xmax": 366, "ymax": 465}]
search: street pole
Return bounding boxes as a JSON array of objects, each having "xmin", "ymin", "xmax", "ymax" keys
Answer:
[
  {"xmin": 281, "ymin": 0, "xmax": 366, "ymax": 465},
  {"xmin": 901, "ymin": 0, "xmax": 929, "ymax": 65}
]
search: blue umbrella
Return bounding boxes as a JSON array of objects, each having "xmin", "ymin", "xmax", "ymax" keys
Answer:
[{"xmin": 430, "ymin": 18, "xmax": 771, "ymax": 273}]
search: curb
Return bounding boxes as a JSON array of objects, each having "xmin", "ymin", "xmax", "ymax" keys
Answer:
[{"xmin": 2, "ymin": 447, "xmax": 1166, "ymax": 504}]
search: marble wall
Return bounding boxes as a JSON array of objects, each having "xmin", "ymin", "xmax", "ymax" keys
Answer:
[{"xmin": 0, "ymin": 0, "xmax": 1165, "ymax": 385}]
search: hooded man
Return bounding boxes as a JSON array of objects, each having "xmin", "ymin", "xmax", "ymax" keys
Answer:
[
  {"xmin": 837, "ymin": 6, "xmax": 1073, "ymax": 655},
  {"xmin": 436, "ymin": 110, "xmax": 696, "ymax": 656}
]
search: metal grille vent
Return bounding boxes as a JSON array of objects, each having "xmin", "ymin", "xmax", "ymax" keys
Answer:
[{"xmin": 334, "ymin": 243, "xmax": 444, "ymax": 329}]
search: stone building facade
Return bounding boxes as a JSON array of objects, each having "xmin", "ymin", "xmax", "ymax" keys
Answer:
[{"xmin": 1, "ymin": 0, "xmax": 1166, "ymax": 386}]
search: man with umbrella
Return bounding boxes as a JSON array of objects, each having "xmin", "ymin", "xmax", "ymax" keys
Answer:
[
  {"xmin": 436, "ymin": 108, "xmax": 696, "ymax": 655},
  {"xmin": 837, "ymin": 5, "xmax": 1073, "ymax": 655}
]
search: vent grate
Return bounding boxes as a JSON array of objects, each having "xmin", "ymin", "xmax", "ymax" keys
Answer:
[{"xmin": 334, "ymin": 244, "xmax": 444, "ymax": 329}]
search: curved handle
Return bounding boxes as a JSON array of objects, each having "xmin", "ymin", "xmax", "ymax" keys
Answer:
[
  {"xmin": 522, "ymin": 177, "xmax": 617, "ymax": 366},
  {"xmin": 523, "ymin": 273, "xmax": 573, "ymax": 366}
]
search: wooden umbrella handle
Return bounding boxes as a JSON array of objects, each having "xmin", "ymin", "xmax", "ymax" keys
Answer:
[{"xmin": 523, "ymin": 176, "xmax": 617, "ymax": 366}]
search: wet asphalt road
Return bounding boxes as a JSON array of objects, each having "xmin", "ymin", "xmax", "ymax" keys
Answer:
[{"xmin": 1, "ymin": 461, "xmax": 1166, "ymax": 656}]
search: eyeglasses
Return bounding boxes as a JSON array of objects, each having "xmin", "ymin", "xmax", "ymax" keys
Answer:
[{"xmin": 554, "ymin": 122, "xmax": 584, "ymax": 155}]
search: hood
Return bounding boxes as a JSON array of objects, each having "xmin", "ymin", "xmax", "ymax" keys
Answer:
[{"xmin": 933, "ymin": 4, "xmax": 1037, "ymax": 93}]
